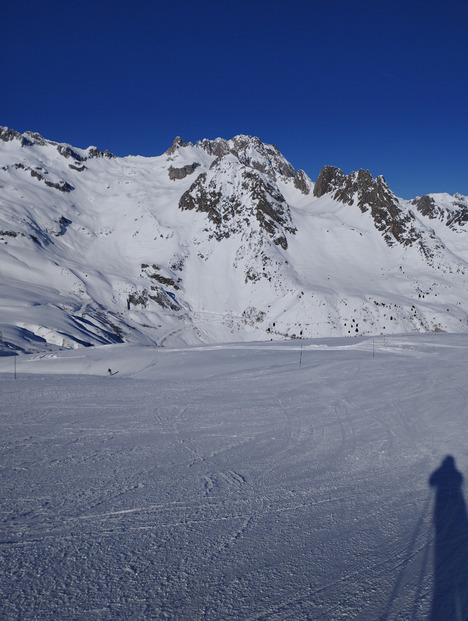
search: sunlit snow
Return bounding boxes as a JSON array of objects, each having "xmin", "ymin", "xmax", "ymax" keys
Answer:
[
  {"xmin": 2, "ymin": 129, "xmax": 468, "ymax": 354},
  {"xmin": 2, "ymin": 334, "xmax": 468, "ymax": 619}
]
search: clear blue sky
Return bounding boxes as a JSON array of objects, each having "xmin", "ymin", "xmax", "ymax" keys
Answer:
[{"xmin": 2, "ymin": 0, "xmax": 467, "ymax": 198}]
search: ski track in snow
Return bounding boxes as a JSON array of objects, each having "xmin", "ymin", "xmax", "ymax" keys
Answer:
[{"xmin": 1, "ymin": 334, "xmax": 468, "ymax": 619}]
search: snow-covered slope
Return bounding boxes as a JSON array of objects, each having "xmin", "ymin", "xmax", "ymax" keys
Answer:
[
  {"xmin": 2, "ymin": 334, "xmax": 468, "ymax": 618},
  {"xmin": 1, "ymin": 126, "xmax": 468, "ymax": 352}
]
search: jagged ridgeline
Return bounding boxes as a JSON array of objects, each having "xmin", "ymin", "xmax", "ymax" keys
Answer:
[{"xmin": 1, "ymin": 125, "xmax": 468, "ymax": 352}]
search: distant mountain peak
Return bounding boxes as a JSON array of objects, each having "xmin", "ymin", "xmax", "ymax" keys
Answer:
[
  {"xmin": 1, "ymin": 126, "xmax": 468, "ymax": 353},
  {"xmin": 165, "ymin": 136, "xmax": 190, "ymax": 155},
  {"xmin": 314, "ymin": 165, "xmax": 419, "ymax": 246},
  {"xmin": 178, "ymin": 153, "xmax": 295, "ymax": 248},
  {"xmin": 0, "ymin": 126, "xmax": 35, "ymax": 146}
]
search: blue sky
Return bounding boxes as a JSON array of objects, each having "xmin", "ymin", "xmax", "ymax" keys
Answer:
[{"xmin": 2, "ymin": 0, "xmax": 467, "ymax": 198}]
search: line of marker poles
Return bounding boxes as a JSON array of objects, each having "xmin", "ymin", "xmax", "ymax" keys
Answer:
[{"xmin": 298, "ymin": 336, "xmax": 381, "ymax": 365}]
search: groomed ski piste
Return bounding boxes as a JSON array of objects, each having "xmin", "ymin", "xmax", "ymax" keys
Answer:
[{"xmin": 2, "ymin": 333, "xmax": 468, "ymax": 619}]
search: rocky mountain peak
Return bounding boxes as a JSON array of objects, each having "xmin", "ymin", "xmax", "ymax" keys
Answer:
[
  {"xmin": 86, "ymin": 146, "xmax": 115, "ymax": 159},
  {"xmin": 178, "ymin": 154, "xmax": 295, "ymax": 248},
  {"xmin": 314, "ymin": 166, "xmax": 392, "ymax": 205},
  {"xmin": 192, "ymin": 135, "xmax": 296, "ymax": 182},
  {"xmin": 314, "ymin": 165, "xmax": 419, "ymax": 246},
  {"xmin": 313, "ymin": 165, "xmax": 347, "ymax": 198},
  {"xmin": 166, "ymin": 134, "xmax": 303, "ymax": 246},
  {"xmin": 23, "ymin": 131, "xmax": 49, "ymax": 146},
  {"xmin": 165, "ymin": 134, "xmax": 301, "ymax": 187},
  {"xmin": 195, "ymin": 137, "xmax": 231, "ymax": 158},
  {"xmin": 0, "ymin": 126, "xmax": 115, "ymax": 162},
  {"xmin": 2, "ymin": 125, "xmax": 468, "ymax": 352},
  {"xmin": 165, "ymin": 136, "xmax": 191, "ymax": 156},
  {"xmin": 227, "ymin": 135, "xmax": 296, "ymax": 181},
  {"xmin": 0, "ymin": 126, "xmax": 34, "ymax": 147}
]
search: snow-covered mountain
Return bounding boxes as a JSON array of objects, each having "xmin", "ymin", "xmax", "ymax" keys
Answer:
[{"xmin": 1, "ymin": 126, "xmax": 468, "ymax": 352}]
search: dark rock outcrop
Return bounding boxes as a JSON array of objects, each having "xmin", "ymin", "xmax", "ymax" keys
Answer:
[
  {"xmin": 447, "ymin": 202, "xmax": 468, "ymax": 228},
  {"xmin": 179, "ymin": 156, "xmax": 295, "ymax": 248},
  {"xmin": 29, "ymin": 168, "xmax": 74, "ymax": 192},
  {"xmin": 293, "ymin": 169, "xmax": 311, "ymax": 195},
  {"xmin": 314, "ymin": 165, "xmax": 420, "ymax": 246},
  {"xmin": 55, "ymin": 216, "xmax": 72, "ymax": 236},
  {"xmin": 165, "ymin": 136, "xmax": 190, "ymax": 156},
  {"xmin": 191, "ymin": 135, "xmax": 297, "ymax": 181},
  {"xmin": 57, "ymin": 145, "xmax": 84, "ymax": 161},
  {"xmin": 313, "ymin": 165, "xmax": 346, "ymax": 198},
  {"xmin": 411, "ymin": 195, "xmax": 438, "ymax": 218},
  {"xmin": 228, "ymin": 135, "xmax": 296, "ymax": 180},
  {"xmin": 87, "ymin": 147, "xmax": 115, "ymax": 159},
  {"xmin": 0, "ymin": 127, "xmax": 33, "ymax": 146},
  {"xmin": 168, "ymin": 162, "xmax": 200, "ymax": 180},
  {"xmin": 412, "ymin": 194, "xmax": 468, "ymax": 229},
  {"xmin": 23, "ymin": 131, "xmax": 48, "ymax": 146},
  {"xmin": 195, "ymin": 137, "xmax": 231, "ymax": 158},
  {"xmin": 128, "ymin": 288, "xmax": 180, "ymax": 311}
]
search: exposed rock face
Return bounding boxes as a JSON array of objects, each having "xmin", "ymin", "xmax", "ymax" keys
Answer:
[
  {"xmin": 23, "ymin": 131, "xmax": 48, "ymax": 146},
  {"xmin": 411, "ymin": 195, "xmax": 437, "ymax": 218},
  {"xmin": 195, "ymin": 137, "xmax": 231, "ymax": 158},
  {"xmin": 227, "ymin": 135, "xmax": 296, "ymax": 180},
  {"xmin": 128, "ymin": 264, "xmax": 183, "ymax": 313},
  {"xmin": 314, "ymin": 166, "xmax": 396, "ymax": 212},
  {"xmin": 411, "ymin": 194, "xmax": 468, "ymax": 229},
  {"xmin": 4, "ymin": 162, "xmax": 74, "ymax": 193},
  {"xmin": 0, "ymin": 126, "xmax": 115, "ymax": 161},
  {"xmin": 34, "ymin": 168, "xmax": 73, "ymax": 191},
  {"xmin": 2, "ymin": 125, "xmax": 468, "ymax": 352},
  {"xmin": 57, "ymin": 145, "xmax": 84, "ymax": 161},
  {"xmin": 314, "ymin": 165, "xmax": 420, "ymax": 246},
  {"xmin": 172, "ymin": 134, "xmax": 302, "ymax": 250},
  {"xmin": 128, "ymin": 287, "xmax": 180, "ymax": 312},
  {"xmin": 293, "ymin": 169, "xmax": 312, "ymax": 195},
  {"xmin": 87, "ymin": 147, "xmax": 115, "ymax": 159},
  {"xmin": 180, "ymin": 134, "xmax": 297, "ymax": 182},
  {"xmin": 168, "ymin": 162, "xmax": 200, "ymax": 180},
  {"xmin": 313, "ymin": 165, "xmax": 346, "ymax": 198},
  {"xmin": 165, "ymin": 136, "xmax": 189, "ymax": 156},
  {"xmin": 179, "ymin": 171, "xmax": 224, "ymax": 225},
  {"xmin": 141, "ymin": 264, "xmax": 181, "ymax": 290},
  {"xmin": 179, "ymin": 153, "xmax": 296, "ymax": 249},
  {"xmin": 448, "ymin": 199, "xmax": 468, "ymax": 227},
  {"xmin": 0, "ymin": 126, "xmax": 34, "ymax": 146},
  {"xmin": 56, "ymin": 216, "xmax": 72, "ymax": 236}
]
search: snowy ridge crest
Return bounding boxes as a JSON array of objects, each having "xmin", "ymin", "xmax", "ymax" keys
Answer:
[{"xmin": 0, "ymin": 127, "xmax": 468, "ymax": 352}]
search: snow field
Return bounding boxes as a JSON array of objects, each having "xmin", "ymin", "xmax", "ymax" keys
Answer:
[{"xmin": 1, "ymin": 333, "xmax": 468, "ymax": 619}]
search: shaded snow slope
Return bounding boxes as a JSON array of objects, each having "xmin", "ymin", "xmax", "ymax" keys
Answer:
[
  {"xmin": 1, "ymin": 126, "xmax": 468, "ymax": 352},
  {"xmin": 2, "ymin": 334, "xmax": 468, "ymax": 619}
]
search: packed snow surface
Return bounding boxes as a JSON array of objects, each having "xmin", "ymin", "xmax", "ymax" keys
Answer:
[{"xmin": 2, "ymin": 334, "xmax": 468, "ymax": 619}]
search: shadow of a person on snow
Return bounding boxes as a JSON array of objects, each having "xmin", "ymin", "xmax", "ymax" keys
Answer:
[{"xmin": 429, "ymin": 455, "xmax": 468, "ymax": 620}]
